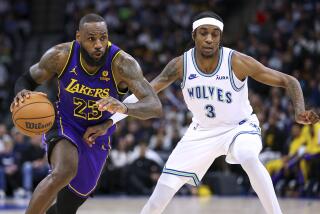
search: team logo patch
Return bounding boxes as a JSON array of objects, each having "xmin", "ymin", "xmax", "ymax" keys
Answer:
[
  {"xmin": 100, "ymin": 70, "xmax": 110, "ymax": 82},
  {"xmin": 188, "ymin": 74, "xmax": 198, "ymax": 80}
]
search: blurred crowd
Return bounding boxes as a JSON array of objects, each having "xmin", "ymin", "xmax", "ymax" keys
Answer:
[
  {"xmin": 0, "ymin": 0, "xmax": 319, "ymax": 199},
  {"xmin": 0, "ymin": 0, "xmax": 31, "ymax": 120}
]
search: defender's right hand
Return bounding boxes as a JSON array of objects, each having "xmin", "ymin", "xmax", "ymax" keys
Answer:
[
  {"xmin": 295, "ymin": 110, "xmax": 319, "ymax": 125},
  {"xmin": 10, "ymin": 90, "xmax": 47, "ymax": 112}
]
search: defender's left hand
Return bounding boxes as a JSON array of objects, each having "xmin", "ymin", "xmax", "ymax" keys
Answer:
[
  {"xmin": 296, "ymin": 110, "xmax": 319, "ymax": 125},
  {"xmin": 83, "ymin": 120, "xmax": 113, "ymax": 147},
  {"xmin": 96, "ymin": 97, "xmax": 128, "ymax": 114}
]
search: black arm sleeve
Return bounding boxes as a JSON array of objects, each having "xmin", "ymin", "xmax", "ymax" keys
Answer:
[{"xmin": 14, "ymin": 71, "xmax": 40, "ymax": 95}]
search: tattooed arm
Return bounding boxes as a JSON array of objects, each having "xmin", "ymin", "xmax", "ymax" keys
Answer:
[
  {"xmin": 11, "ymin": 43, "xmax": 71, "ymax": 110},
  {"xmin": 99, "ymin": 51, "xmax": 162, "ymax": 119},
  {"xmin": 150, "ymin": 56, "xmax": 183, "ymax": 93},
  {"xmin": 29, "ymin": 43, "xmax": 71, "ymax": 83},
  {"xmin": 232, "ymin": 51, "xmax": 319, "ymax": 124}
]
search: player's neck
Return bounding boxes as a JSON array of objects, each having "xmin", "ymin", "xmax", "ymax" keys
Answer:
[{"xmin": 195, "ymin": 49, "xmax": 220, "ymax": 74}]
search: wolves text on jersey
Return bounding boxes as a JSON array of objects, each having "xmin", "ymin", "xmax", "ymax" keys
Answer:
[{"xmin": 187, "ymin": 85, "xmax": 232, "ymax": 103}]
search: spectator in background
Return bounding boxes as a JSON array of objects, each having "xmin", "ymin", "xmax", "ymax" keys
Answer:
[
  {"xmin": 11, "ymin": 127, "xmax": 29, "ymax": 165},
  {"xmin": 103, "ymin": 137, "xmax": 130, "ymax": 194},
  {"xmin": 259, "ymin": 111, "xmax": 286, "ymax": 165},
  {"xmin": 0, "ymin": 123, "xmax": 12, "ymax": 153},
  {"xmin": 266, "ymin": 124, "xmax": 310, "ymax": 196},
  {"xmin": 0, "ymin": 139, "xmax": 21, "ymax": 197},
  {"xmin": 300, "ymin": 123, "xmax": 320, "ymax": 197},
  {"xmin": 21, "ymin": 135, "xmax": 48, "ymax": 197},
  {"xmin": 149, "ymin": 126, "xmax": 171, "ymax": 161},
  {"xmin": 127, "ymin": 142, "xmax": 161, "ymax": 195}
]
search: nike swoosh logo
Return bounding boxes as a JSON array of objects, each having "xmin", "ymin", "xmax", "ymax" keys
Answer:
[{"xmin": 188, "ymin": 74, "xmax": 198, "ymax": 80}]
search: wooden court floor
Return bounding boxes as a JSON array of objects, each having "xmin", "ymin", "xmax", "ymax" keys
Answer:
[{"xmin": 1, "ymin": 196, "xmax": 319, "ymax": 214}]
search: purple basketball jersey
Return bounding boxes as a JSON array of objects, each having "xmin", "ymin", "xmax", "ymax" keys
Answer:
[{"xmin": 45, "ymin": 41, "xmax": 126, "ymax": 197}]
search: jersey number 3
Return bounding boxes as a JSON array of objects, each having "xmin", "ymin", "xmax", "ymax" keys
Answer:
[
  {"xmin": 205, "ymin": 104, "xmax": 216, "ymax": 118},
  {"xmin": 73, "ymin": 97, "xmax": 102, "ymax": 120}
]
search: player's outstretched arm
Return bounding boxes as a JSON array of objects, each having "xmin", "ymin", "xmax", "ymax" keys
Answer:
[
  {"xmin": 107, "ymin": 56, "xmax": 183, "ymax": 124},
  {"xmin": 98, "ymin": 51, "xmax": 162, "ymax": 120},
  {"xmin": 232, "ymin": 51, "xmax": 319, "ymax": 124},
  {"xmin": 11, "ymin": 43, "xmax": 71, "ymax": 111},
  {"xmin": 149, "ymin": 56, "xmax": 183, "ymax": 93}
]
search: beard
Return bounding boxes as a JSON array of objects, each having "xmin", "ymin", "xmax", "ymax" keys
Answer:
[{"xmin": 80, "ymin": 46, "xmax": 108, "ymax": 67}]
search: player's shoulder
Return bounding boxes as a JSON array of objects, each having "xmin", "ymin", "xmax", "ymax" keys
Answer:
[
  {"xmin": 49, "ymin": 42, "xmax": 74, "ymax": 59},
  {"xmin": 169, "ymin": 55, "xmax": 183, "ymax": 70},
  {"xmin": 42, "ymin": 42, "xmax": 73, "ymax": 61},
  {"xmin": 111, "ymin": 50, "xmax": 136, "ymax": 71},
  {"xmin": 39, "ymin": 42, "xmax": 74, "ymax": 75},
  {"xmin": 230, "ymin": 50, "xmax": 253, "ymax": 65},
  {"xmin": 111, "ymin": 50, "xmax": 143, "ymax": 82},
  {"xmin": 162, "ymin": 55, "xmax": 184, "ymax": 80}
]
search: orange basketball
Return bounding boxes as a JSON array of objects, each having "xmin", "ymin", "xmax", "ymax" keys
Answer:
[{"xmin": 12, "ymin": 93, "xmax": 55, "ymax": 137}]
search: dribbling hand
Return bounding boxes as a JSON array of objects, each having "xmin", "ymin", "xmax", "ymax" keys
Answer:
[
  {"xmin": 295, "ymin": 110, "xmax": 320, "ymax": 125},
  {"xmin": 96, "ymin": 97, "xmax": 128, "ymax": 114},
  {"xmin": 10, "ymin": 90, "xmax": 47, "ymax": 112}
]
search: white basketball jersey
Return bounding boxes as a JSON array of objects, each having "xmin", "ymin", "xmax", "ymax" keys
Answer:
[{"xmin": 181, "ymin": 47, "xmax": 253, "ymax": 129}]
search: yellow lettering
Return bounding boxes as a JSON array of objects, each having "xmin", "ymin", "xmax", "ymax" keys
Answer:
[
  {"xmin": 65, "ymin": 78, "xmax": 78, "ymax": 93},
  {"xmin": 79, "ymin": 85, "xmax": 88, "ymax": 94},
  {"xmin": 99, "ymin": 89, "xmax": 110, "ymax": 98},
  {"xmin": 94, "ymin": 88, "xmax": 103, "ymax": 97},
  {"xmin": 70, "ymin": 83, "xmax": 80, "ymax": 93},
  {"xmin": 87, "ymin": 88, "xmax": 95, "ymax": 97},
  {"xmin": 65, "ymin": 78, "xmax": 111, "ymax": 98}
]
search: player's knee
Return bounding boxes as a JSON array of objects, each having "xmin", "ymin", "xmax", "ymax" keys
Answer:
[
  {"xmin": 50, "ymin": 164, "xmax": 77, "ymax": 187},
  {"xmin": 49, "ymin": 170, "xmax": 74, "ymax": 187},
  {"xmin": 158, "ymin": 173, "xmax": 186, "ymax": 192},
  {"xmin": 233, "ymin": 146, "xmax": 259, "ymax": 165},
  {"xmin": 231, "ymin": 135, "xmax": 261, "ymax": 164},
  {"xmin": 240, "ymin": 151, "xmax": 259, "ymax": 166}
]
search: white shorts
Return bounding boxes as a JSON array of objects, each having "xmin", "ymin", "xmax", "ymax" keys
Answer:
[{"xmin": 162, "ymin": 114, "xmax": 262, "ymax": 187}]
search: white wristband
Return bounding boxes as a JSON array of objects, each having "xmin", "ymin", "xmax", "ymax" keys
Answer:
[{"xmin": 110, "ymin": 94, "xmax": 138, "ymax": 124}]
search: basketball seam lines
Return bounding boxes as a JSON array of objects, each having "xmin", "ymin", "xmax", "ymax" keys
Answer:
[
  {"xmin": 15, "ymin": 115, "xmax": 55, "ymax": 120},
  {"xmin": 12, "ymin": 101, "xmax": 53, "ymax": 118}
]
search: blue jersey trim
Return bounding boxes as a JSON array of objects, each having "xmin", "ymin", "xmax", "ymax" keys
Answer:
[
  {"xmin": 163, "ymin": 166, "xmax": 200, "ymax": 186},
  {"xmin": 228, "ymin": 50, "xmax": 246, "ymax": 92},
  {"xmin": 229, "ymin": 131, "xmax": 261, "ymax": 149},
  {"xmin": 191, "ymin": 47, "xmax": 223, "ymax": 77},
  {"xmin": 180, "ymin": 53, "xmax": 187, "ymax": 89}
]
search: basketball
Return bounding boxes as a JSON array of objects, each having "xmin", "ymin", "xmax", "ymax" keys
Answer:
[{"xmin": 12, "ymin": 93, "xmax": 55, "ymax": 137}]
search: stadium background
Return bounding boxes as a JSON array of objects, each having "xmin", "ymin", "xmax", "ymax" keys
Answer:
[{"xmin": 0, "ymin": 0, "xmax": 319, "ymax": 210}]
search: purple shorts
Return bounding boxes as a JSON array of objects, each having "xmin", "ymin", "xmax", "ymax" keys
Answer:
[{"xmin": 43, "ymin": 119, "xmax": 115, "ymax": 198}]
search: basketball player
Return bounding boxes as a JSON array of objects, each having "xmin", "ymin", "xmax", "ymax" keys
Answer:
[
  {"xmin": 10, "ymin": 14, "xmax": 162, "ymax": 214},
  {"xmin": 103, "ymin": 11, "xmax": 319, "ymax": 214}
]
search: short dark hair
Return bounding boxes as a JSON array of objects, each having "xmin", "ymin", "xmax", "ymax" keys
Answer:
[
  {"xmin": 79, "ymin": 13, "xmax": 106, "ymax": 29},
  {"xmin": 192, "ymin": 11, "xmax": 223, "ymax": 23}
]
